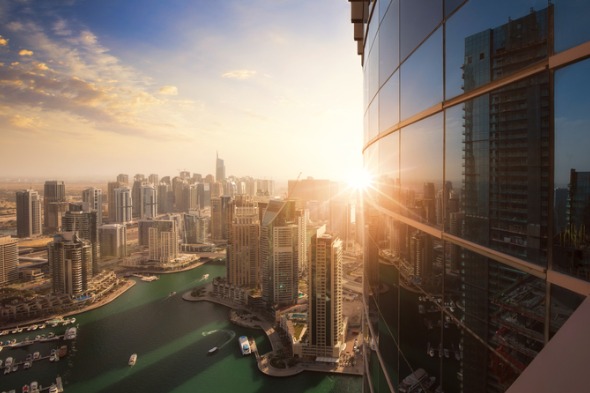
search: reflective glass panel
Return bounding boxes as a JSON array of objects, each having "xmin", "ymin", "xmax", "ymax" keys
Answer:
[
  {"xmin": 400, "ymin": 113, "xmax": 443, "ymax": 228},
  {"xmin": 554, "ymin": 0, "xmax": 590, "ymax": 53},
  {"xmin": 400, "ymin": 0, "xmax": 442, "ymax": 62},
  {"xmin": 379, "ymin": 0, "xmax": 400, "ymax": 87},
  {"xmin": 400, "ymin": 28, "xmax": 442, "ymax": 121},
  {"xmin": 549, "ymin": 285, "xmax": 584, "ymax": 338},
  {"xmin": 379, "ymin": 71, "xmax": 399, "ymax": 134},
  {"xmin": 378, "ymin": 131, "xmax": 400, "ymax": 212},
  {"xmin": 554, "ymin": 58, "xmax": 590, "ymax": 282},
  {"xmin": 445, "ymin": 0, "xmax": 550, "ymax": 99}
]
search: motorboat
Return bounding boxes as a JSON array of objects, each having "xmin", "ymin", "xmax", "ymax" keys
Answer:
[{"xmin": 129, "ymin": 353, "xmax": 137, "ymax": 366}]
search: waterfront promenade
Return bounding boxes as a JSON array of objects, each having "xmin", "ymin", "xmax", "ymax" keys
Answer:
[{"xmin": 182, "ymin": 285, "xmax": 364, "ymax": 378}]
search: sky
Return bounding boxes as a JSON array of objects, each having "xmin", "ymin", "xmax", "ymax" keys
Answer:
[{"xmin": 0, "ymin": 0, "xmax": 363, "ymax": 183}]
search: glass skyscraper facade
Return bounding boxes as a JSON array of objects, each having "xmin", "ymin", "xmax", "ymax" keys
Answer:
[{"xmin": 349, "ymin": 1, "xmax": 590, "ymax": 392}]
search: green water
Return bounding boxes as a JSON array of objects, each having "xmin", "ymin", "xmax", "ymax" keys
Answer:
[{"xmin": 0, "ymin": 264, "xmax": 361, "ymax": 393}]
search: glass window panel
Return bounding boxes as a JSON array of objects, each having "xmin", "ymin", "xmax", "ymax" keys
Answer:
[
  {"xmin": 400, "ymin": 113, "xmax": 443, "ymax": 228},
  {"xmin": 368, "ymin": 33, "xmax": 380, "ymax": 105},
  {"xmin": 549, "ymin": 285, "xmax": 584, "ymax": 338},
  {"xmin": 379, "ymin": 71, "xmax": 399, "ymax": 134},
  {"xmin": 379, "ymin": 0, "xmax": 392, "ymax": 24},
  {"xmin": 368, "ymin": 96, "xmax": 379, "ymax": 142},
  {"xmin": 554, "ymin": 58, "xmax": 590, "ymax": 282},
  {"xmin": 447, "ymin": 72, "xmax": 549, "ymax": 266},
  {"xmin": 445, "ymin": 0, "xmax": 550, "ymax": 100},
  {"xmin": 554, "ymin": 0, "xmax": 590, "ymax": 53},
  {"xmin": 400, "ymin": 28, "xmax": 443, "ymax": 120},
  {"xmin": 400, "ymin": 0, "xmax": 442, "ymax": 62},
  {"xmin": 378, "ymin": 131, "xmax": 400, "ymax": 212},
  {"xmin": 379, "ymin": 1, "xmax": 400, "ymax": 87},
  {"xmin": 444, "ymin": 0, "xmax": 466, "ymax": 18},
  {"xmin": 444, "ymin": 105, "xmax": 464, "ymax": 234}
]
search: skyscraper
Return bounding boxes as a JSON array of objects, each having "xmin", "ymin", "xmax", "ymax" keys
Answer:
[
  {"xmin": 260, "ymin": 199, "xmax": 300, "ymax": 308},
  {"xmin": 99, "ymin": 224, "xmax": 127, "ymax": 258},
  {"xmin": 140, "ymin": 184, "xmax": 157, "ymax": 219},
  {"xmin": 62, "ymin": 209, "xmax": 100, "ymax": 274},
  {"xmin": 216, "ymin": 152, "xmax": 226, "ymax": 183},
  {"xmin": 43, "ymin": 180, "xmax": 66, "ymax": 234},
  {"xmin": 227, "ymin": 202, "xmax": 260, "ymax": 289},
  {"xmin": 0, "ymin": 236, "xmax": 18, "ymax": 285},
  {"xmin": 349, "ymin": 2, "xmax": 590, "ymax": 392},
  {"xmin": 113, "ymin": 187, "xmax": 132, "ymax": 224},
  {"xmin": 82, "ymin": 187, "xmax": 103, "ymax": 226},
  {"xmin": 306, "ymin": 226, "xmax": 343, "ymax": 358},
  {"xmin": 48, "ymin": 232, "xmax": 92, "ymax": 296},
  {"xmin": 148, "ymin": 221, "xmax": 178, "ymax": 264},
  {"xmin": 16, "ymin": 189, "xmax": 42, "ymax": 238}
]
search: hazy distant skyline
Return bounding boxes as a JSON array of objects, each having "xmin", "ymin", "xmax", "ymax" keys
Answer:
[{"xmin": 0, "ymin": 1, "xmax": 363, "ymax": 182}]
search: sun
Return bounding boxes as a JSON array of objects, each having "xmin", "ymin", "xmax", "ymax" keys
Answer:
[{"xmin": 348, "ymin": 169, "xmax": 373, "ymax": 190}]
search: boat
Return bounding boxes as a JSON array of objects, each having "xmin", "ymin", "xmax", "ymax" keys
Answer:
[
  {"xmin": 33, "ymin": 352, "xmax": 40, "ymax": 360},
  {"xmin": 64, "ymin": 327, "xmax": 77, "ymax": 340},
  {"xmin": 203, "ymin": 274, "xmax": 209, "ymax": 280},
  {"xmin": 208, "ymin": 347, "xmax": 218, "ymax": 355},
  {"xmin": 169, "ymin": 291, "xmax": 176, "ymax": 297},
  {"xmin": 398, "ymin": 368, "xmax": 435, "ymax": 393},
  {"xmin": 128, "ymin": 353, "xmax": 137, "ymax": 366},
  {"xmin": 21, "ymin": 385, "xmax": 29, "ymax": 393},
  {"xmin": 239, "ymin": 336, "xmax": 251, "ymax": 356},
  {"xmin": 5, "ymin": 357, "xmax": 13, "ymax": 368},
  {"xmin": 9, "ymin": 338, "xmax": 35, "ymax": 349},
  {"xmin": 39, "ymin": 332, "xmax": 59, "ymax": 342},
  {"xmin": 29, "ymin": 382, "xmax": 39, "ymax": 393},
  {"xmin": 48, "ymin": 384, "xmax": 58, "ymax": 393}
]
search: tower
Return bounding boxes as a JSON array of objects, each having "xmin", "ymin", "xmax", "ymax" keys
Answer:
[
  {"xmin": 48, "ymin": 232, "xmax": 92, "ymax": 296},
  {"xmin": 43, "ymin": 180, "xmax": 66, "ymax": 234},
  {"xmin": 16, "ymin": 189, "xmax": 42, "ymax": 238},
  {"xmin": 227, "ymin": 202, "xmax": 260, "ymax": 288},
  {"xmin": 0, "ymin": 236, "xmax": 18, "ymax": 285}
]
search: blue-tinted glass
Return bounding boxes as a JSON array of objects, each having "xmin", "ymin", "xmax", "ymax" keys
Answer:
[
  {"xmin": 445, "ymin": 0, "xmax": 549, "ymax": 99},
  {"xmin": 554, "ymin": 58, "xmax": 590, "ymax": 282},
  {"xmin": 368, "ymin": 33, "xmax": 380, "ymax": 104},
  {"xmin": 460, "ymin": 73, "xmax": 549, "ymax": 265},
  {"xmin": 400, "ymin": 28, "xmax": 443, "ymax": 121},
  {"xmin": 379, "ymin": 0, "xmax": 392, "ymax": 23},
  {"xmin": 444, "ymin": 105, "xmax": 463, "ymax": 233},
  {"xmin": 554, "ymin": 0, "xmax": 590, "ymax": 53},
  {"xmin": 444, "ymin": 0, "xmax": 466, "ymax": 18},
  {"xmin": 379, "ymin": 1, "xmax": 400, "ymax": 87},
  {"xmin": 400, "ymin": 113, "xmax": 443, "ymax": 228},
  {"xmin": 368, "ymin": 96, "xmax": 379, "ymax": 142},
  {"xmin": 379, "ymin": 71, "xmax": 399, "ymax": 133},
  {"xmin": 400, "ymin": 0, "xmax": 442, "ymax": 62}
]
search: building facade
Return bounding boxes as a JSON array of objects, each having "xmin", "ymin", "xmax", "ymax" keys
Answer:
[
  {"xmin": 82, "ymin": 187, "xmax": 103, "ymax": 226},
  {"xmin": 43, "ymin": 180, "xmax": 66, "ymax": 234},
  {"xmin": 227, "ymin": 204, "xmax": 260, "ymax": 289},
  {"xmin": 260, "ymin": 200, "xmax": 300, "ymax": 307},
  {"xmin": 16, "ymin": 189, "xmax": 42, "ymax": 238},
  {"xmin": 62, "ymin": 209, "xmax": 100, "ymax": 274},
  {"xmin": 349, "ymin": 1, "xmax": 590, "ymax": 392},
  {"xmin": 48, "ymin": 232, "xmax": 92, "ymax": 296},
  {"xmin": 306, "ymin": 226, "xmax": 343, "ymax": 358},
  {"xmin": 0, "ymin": 236, "xmax": 18, "ymax": 285},
  {"xmin": 113, "ymin": 187, "xmax": 132, "ymax": 224},
  {"xmin": 99, "ymin": 224, "xmax": 127, "ymax": 258}
]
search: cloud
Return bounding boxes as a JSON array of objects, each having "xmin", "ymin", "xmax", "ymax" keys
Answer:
[
  {"xmin": 35, "ymin": 62, "xmax": 49, "ymax": 71},
  {"xmin": 19, "ymin": 49, "xmax": 33, "ymax": 56},
  {"xmin": 222, "ymin": 69, "xmax": 257, "ymax": 80},
  {"xmin": 159, "ymin": 85, "xmax": 178, "ymax": 96},
  {"xmin": 0, "ymin": 36, "xmax": 7, "ymax": 46},
  {"xmin": 9, "ymin": 114, "xmax": 36, "ymax": 128}
]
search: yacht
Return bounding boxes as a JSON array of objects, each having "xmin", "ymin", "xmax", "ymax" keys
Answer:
[
  {"xmin": 129, "ymin": 353, "xmax": 137, "ymax": 366},
  {"xmin": 29, "ymin": 382, "xmax": 39, "ymax": 393},
  {"xmin": 48, "ymin": 384, "xmax": 59, "ymax": 393},
  {"xmin": 239, "ymin": 336, "xmax": 251, "ymax": 356}
]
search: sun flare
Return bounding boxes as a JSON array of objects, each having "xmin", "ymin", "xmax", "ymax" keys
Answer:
[{"xmin": 348, "ymin": 169, "xmax": 373, "ymax": 190}]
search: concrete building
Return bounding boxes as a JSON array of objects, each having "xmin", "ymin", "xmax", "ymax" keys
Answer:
[
  {"xmin": 82, "ymin": 187, "xmax": 103, "ymax": 226},
  {"xmin": 99, "ymin": 224, "xmax": 127, "ymax": 258},
  {"xmin": 260, "ymin": 199, "xmax": 300, "ymax": 308},
  {"xmin": 62, "ymin": 209, "xmax": 100, "ymax": 274},
  {"xmin": 43, "ymin": 180, "xmax": 66, "ymax": 234},
  {"xmin": 0, "ymin": 236, "xmax": 18, "ymax": 285},
  {"xmin": 48, "ymin": 232, "xmax": 92, "ymax": 296},
  {"xmin": 227, "ymin": 203, "xmax": 260, "ymax": 289},
  {"xmin": 16, "ymin": 189, "xmax": 42, "ymax": 238},
  {"xmin": 113, "ymin": 187, "xmax": 132, "ymax": 224}
]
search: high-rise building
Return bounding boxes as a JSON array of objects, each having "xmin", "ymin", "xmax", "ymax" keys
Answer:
[
  {"xmin": 16, "ymin": 189, "xmax": 42, "ymax": 238},
  {"xmin": 43, "ymin": 180, "xmax": 66, "ymax": 234},
  {"xmin": 349, "ymin": 2, "xmax": 590, "ymax": 392},
  {"xmin": 82, "ymin": 187, "xmax": 103, "ymax": 226},
  {"xmin": 48, "ymin": 232, "xmax": 92, "ymax": 296},
  {"xmin": 62, "ymin": 209, "xmax": 100, "ymax": 274},
  {"xmin": 0, "ymin": 236, "xmax": 18, "ymax": 285},
  {"xmin": 99, "ymin": 224, "xmax": 127, "ymax": 258},
  {"xmin": 211, "ymin": 195, "xmax": 232, "ymax": 244},
  {"xmin": 260, "ymin": 199, "xmax": 300, "ymax": 307},
  {"xmin": 183, "ymin": 212, "xmax": 209, "ymax": 244},
  {"xmin": 107, "ymin": 181, "xmax": 123, "ymax": 223},
  {"xmin": 227, "ymin": 203, "xmax": 260, "ymax": 289},
  {"xmin": 216, "ymin": 152, "xmax": 226, "ymax": 183},
  {"xmin": 116, "ymin": 174, "xmax": 129, "ymax": 185},
  {"xmin": 113, "ymin": 187, "xmax": 132, "ymax": 224},
  {"xmin": 140, "ymin": 184, "xmax": 157, "ymax": 219},
  {"xmin": 148, "ymin": 222, "xmax": 178, "ymax": 264},
  {"xmin": 305, "ymin": 226, "xmax": 343, "ymax": 358}
]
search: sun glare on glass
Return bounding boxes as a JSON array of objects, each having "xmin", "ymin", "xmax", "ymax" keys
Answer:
[{"xmin": 348, "ymin": 169, "xmax": 373, "ymax": 190}]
